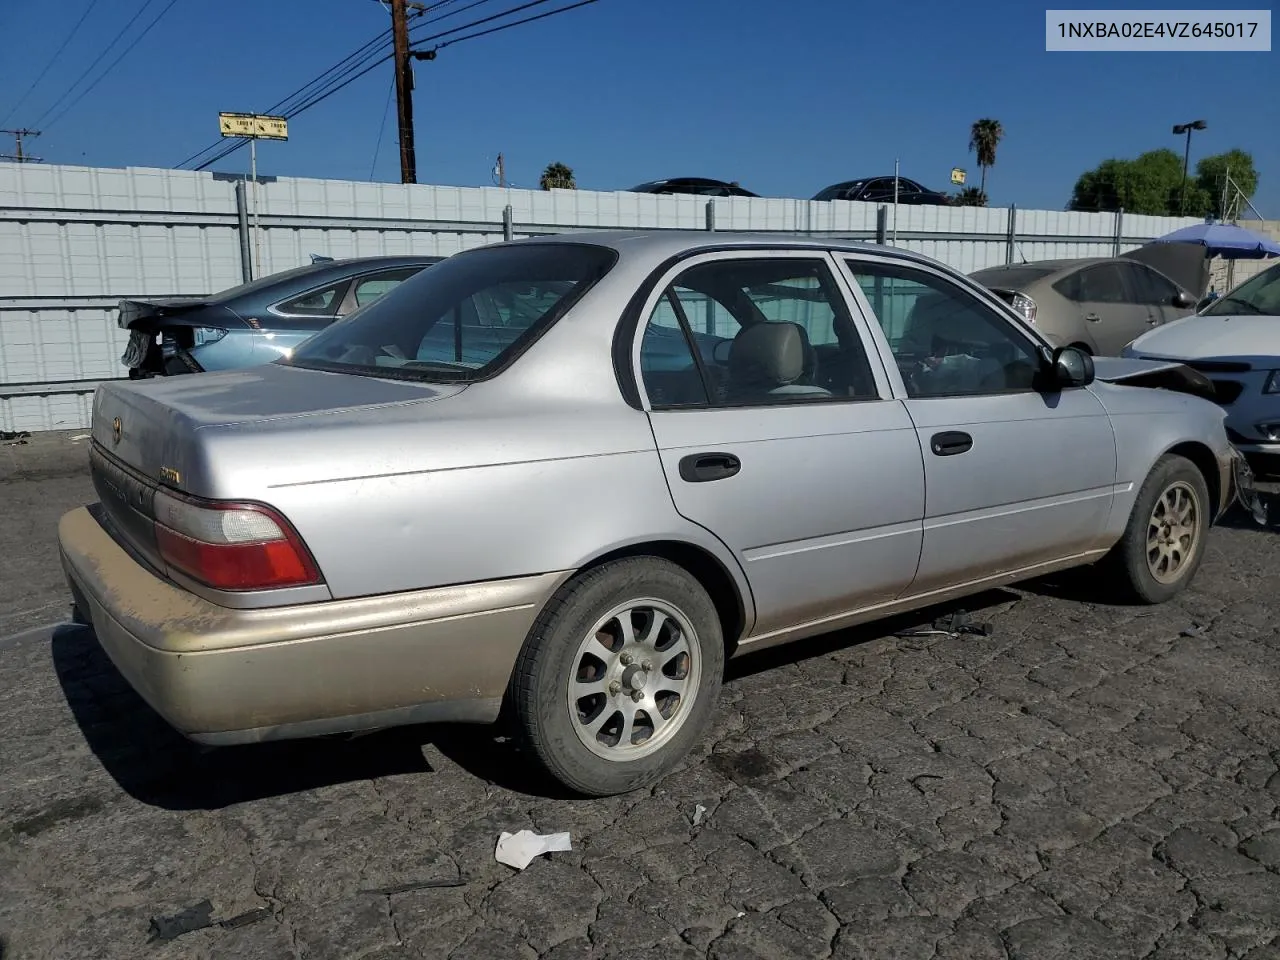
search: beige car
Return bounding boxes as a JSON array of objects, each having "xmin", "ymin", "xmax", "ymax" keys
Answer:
[{"xmin": 970, "ymin": 257, "xmax": 1197, "ymax": 356}]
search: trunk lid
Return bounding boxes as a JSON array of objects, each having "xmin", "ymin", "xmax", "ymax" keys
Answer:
[{"xmin": 90, "ymin": 362, "xmax": 465, "ymax": 487}]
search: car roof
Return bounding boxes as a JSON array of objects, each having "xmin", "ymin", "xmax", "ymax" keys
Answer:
[
  {"xmin": 494, "ymin": 229, "xmax": 952, "ymax": 271},
  {"xmin": 212, "ymin": 254, "xmax": 442, "ymax": 302},
  {"xmin": 972, "ymin": 257, "xmax": 1111, "ymax": 277}
]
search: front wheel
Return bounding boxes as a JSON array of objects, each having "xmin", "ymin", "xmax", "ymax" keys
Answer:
[
  {"xmin": 1104, "ymin": 453, "xmax": 1210, "ymax": 603},
  {"xmin": 509, "ymin": 557, "xmax": 724, "ymax": 797}
]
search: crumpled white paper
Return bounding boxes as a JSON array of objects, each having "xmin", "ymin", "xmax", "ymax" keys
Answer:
[{"xmin": 494, "ymin": 830, "xmax": 572, "ymax": 870}]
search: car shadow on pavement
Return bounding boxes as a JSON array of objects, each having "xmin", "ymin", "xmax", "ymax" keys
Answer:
[{"xmin": 51, "ymin": 591, "xmax": 1019, "ymax": 807}]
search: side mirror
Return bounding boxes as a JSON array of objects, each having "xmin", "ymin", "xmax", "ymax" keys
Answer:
[
  {"xmin": 1051, "ymin": 345, "xmax": 1095, "ymax": 389},
  {"xmin": 1173, "ymin": 290, "xmax": 1196, "ymax": 309}
]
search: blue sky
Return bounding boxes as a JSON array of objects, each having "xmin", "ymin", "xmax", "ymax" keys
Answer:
[{"xmin": 0, "ymin": 0, "xmax": 1275, "ymax": 213}]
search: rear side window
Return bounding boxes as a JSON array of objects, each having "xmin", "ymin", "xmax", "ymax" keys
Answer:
[
  {"xmin": 352, "ymin": 267, "xmax": 423, "ymax": 308},
  {"xmin": 288, "ymin": 244, "xmax": 616, "ymax": 382},
  {"xmin": 276, "ymin": 281, "xmax": 348, "ymax": 317}
]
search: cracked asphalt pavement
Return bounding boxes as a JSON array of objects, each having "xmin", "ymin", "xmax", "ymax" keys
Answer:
[{"xmin": 4, "ymin": 433, "xmax": 1280, "ymax": 959}]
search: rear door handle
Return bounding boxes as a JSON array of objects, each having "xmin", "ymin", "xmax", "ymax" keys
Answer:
[
  {"xmin": 1085, "ymin": 313, "xmax": 1101, "ymax": 322},
  {"xmin": 930, "ymin": 431, "xmax": 973, "ymax": 457},
  {"xmin": 678, "ymin": 452, "xmax": 741, "ymax": 483}
]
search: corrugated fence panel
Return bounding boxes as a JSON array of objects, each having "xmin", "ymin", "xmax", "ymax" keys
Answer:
[{"xmin": 0, "ymin": 163, "xmax": 1209, "ymax": 431}]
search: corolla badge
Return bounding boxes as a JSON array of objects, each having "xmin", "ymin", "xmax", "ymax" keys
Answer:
[{"xmin": 111, "ymin": 416, "xmax": 122, "ymax": 445}]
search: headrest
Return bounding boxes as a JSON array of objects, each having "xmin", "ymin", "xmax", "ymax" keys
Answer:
[{"xmin": 729, "ymin": 322, "xmax": 806, "ymax": 388}]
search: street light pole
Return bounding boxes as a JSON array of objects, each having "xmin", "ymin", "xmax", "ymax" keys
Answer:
[{"xmin": 1171, "ymin": 119, "xmax": 1207, "ymax": 215}]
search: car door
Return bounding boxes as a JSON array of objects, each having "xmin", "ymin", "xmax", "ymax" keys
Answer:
[
  {"xmin": 838, "ymin": 255, "xmax": 1117, "ymax": 596},
  {"xmin": 635, "ymin": 251, "xmax": 926, "ymax": 639},
  {"xmin": 1061, "ymin": 263, "xmax": 1151, "ymax": 355},
  {"xmin": 1121, "ymin": 261, "xmax": 1190, "ymax": 327}
]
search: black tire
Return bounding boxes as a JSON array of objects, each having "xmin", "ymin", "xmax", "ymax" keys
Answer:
[
  {"xmin": 1103, "ymin": 453, "xmax": 1210, "ymax": 604},
  {"xmin": 509, "ymin": 557, "xmax": 724, "ymax": 797}
]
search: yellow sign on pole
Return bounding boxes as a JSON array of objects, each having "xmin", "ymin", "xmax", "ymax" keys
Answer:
[
  {"xmin": 950, "ymin": 167, "xmax": 966, "ymax": 185},
  {"xmin": 218, "ymin": 112, "xmax": 288, "ymax": 141}
]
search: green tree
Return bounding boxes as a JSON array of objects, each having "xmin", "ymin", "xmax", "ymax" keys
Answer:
[
  {"xmin": 1068, "ymin": 148, "xmax": 1210, "ymax": 216},
  {"xmin": 1195, "ymin": 149, "xmax": 1258, "ymax": 217},
  {"xmin": 951, "ymin": 186, "xmax": 988, "ymax": 207},
  {"xmin": 968, "ymin": 118, "xmax": 1004, "ymax": 195},
  {"xmin": 539, "ymin": 162, "xmax": 576, "ymax": 190}
]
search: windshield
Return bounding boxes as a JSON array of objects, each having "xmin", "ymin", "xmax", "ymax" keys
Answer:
[
  {"xmin": 285, "ymin": 243, "xmax": 617, "ymax": 382},
  {"xmin": 1202, "ymin": 261, "xmax": 1280, "ymax": 317}
]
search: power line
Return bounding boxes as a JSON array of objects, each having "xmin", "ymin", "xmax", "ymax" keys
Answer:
[
  {"xmin": 171, "ymin": 1, "xmax": 504, "ymax": 170},
  {"xmin": 410, "ymin": 0, "xmax": 562, "ymax": 47},
  {"xmin": 433, "ymin": 0, "xmax": 599, "ymax": 49},
  {"xmin": 0, "ymin": 0, "xmax": 102, "ymax": 128},
  {"xmin": 31, "ymin": 0, "xmax": 158, "ymax": 128},
  {"xmin": 192, "ymin": 0, "xmax": 600, "ymax": 172},
  {"xmin": 42, "ymin": 0, "xmax": 180, "ymax": 131},
  {"xmin": 369, "ymin": 77, "xmax": 395, "ymax": 179}
]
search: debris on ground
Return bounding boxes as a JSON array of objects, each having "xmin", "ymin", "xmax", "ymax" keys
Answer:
[
  {"xmin": 148, "ymin": 901, "xmax": 214, "ymax": 941},
  {"xmin": 1180, "ymin": 624, "xmax": 1206, "ymax": 638},
  {"xmin": 495, "ymin": 829, "xmax": 572, "ymax": 870},
  {"xmin": 692, "ymin": 804, "xmax": 707, "ymax": 826},
  {"xmin": 68, "ymin": 433, "xmax": 91, "ymax": 442},
  {"xmin": 362, "ymin": 877, "xmax": 467, "ymax": 895},
  {"xmin": 896, "ymin": 609, "xmax": 993, "ymax": 640},
  {"xmin": 1, "ymin": 430, "xmax": 31, "ymax": 446},
  {"xmin": 147, "ymin": 901, "xmax": 271, "ymax": 941}
]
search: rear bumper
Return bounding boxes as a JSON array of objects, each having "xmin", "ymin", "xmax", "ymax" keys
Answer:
[{"xmin": 58, "ymin": 505, "xmax": 568, "ymax": 744}]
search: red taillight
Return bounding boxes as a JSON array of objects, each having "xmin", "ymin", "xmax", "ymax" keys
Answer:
[{"xmin": 152, "ymin": 489, "xmax": 321, "ymax": 591}]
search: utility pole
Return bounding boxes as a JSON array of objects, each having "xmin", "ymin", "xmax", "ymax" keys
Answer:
[
  {"xmin": 1172, "ymin": 119, "xmax": 1207, "ymax": 215},
  {"xmin": 1, "ymin": 128, "xmax": 41, "ymax": 163},
  {"xmin": 390, "ymin": 0, "xmax": 417, "ymax": 183}
]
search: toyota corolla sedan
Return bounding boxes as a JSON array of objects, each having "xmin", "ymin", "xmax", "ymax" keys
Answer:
[{"xmin": 59, "ymin": 231, "xmax": 1261, "ymax": 797}]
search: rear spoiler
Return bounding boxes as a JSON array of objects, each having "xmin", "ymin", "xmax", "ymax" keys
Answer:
[{"xmin": 117, "ymin": 297, "xmax": 213, "ymax": 331}]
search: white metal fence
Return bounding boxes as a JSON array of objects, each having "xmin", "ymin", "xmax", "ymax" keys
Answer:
[{"xmin": 0, "ymin": 162, "xmax": 1203, "ymax": 432}]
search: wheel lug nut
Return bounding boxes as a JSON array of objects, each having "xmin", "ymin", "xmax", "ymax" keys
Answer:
[
  {"xmin": 641, "ymin": 660, "xmax": 653, "ymax": 671},
  {"xmin": 608, "ymin": 680, "xmax": 622, "ymax": 694},
  {"xmin": 631, "ymin": 690, "xmax": 643, "ymax": 702},
  {"xmin": 620, "ymin": 653, "xmax": 633, "ymax": 666}
]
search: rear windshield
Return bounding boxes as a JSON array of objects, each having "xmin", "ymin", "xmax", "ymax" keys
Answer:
[{"xmin": 285, "ymin": 243, "xmax": 617, "ymax": 382}]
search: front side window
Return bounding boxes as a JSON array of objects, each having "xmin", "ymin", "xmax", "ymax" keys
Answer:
[
  {"xmin": 288, "ymin": 243, "xmax": 616, "ymax": 382},
  {"xmin": 1202, "ymin": 261, "xmax": 1280, "ymax": 316},
  {"xmin": 846, "ymin": 259, "xmax": 1042, "ymax": 398},
  {"xmin": 639, "ymin": 257, "xmax": 877, "ymax": 408},
  {"xmin": 1074, "ymin": 264, "xmax": 1129, "ymax": 304},
  {"xmin": 1122, "ymin": 263, "xmax": 1179, "ymax": 305}
]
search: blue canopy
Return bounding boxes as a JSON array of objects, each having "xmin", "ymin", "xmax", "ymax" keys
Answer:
[{"xmin": 1151, "ymin": 221, "xmax": 1280, "ymax": 259}]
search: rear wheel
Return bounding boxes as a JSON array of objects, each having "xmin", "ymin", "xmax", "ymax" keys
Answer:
[
  {"xmin": 509, "ymin": 557, "xmax": 724, "ymax": 796},
  {"xmin": 1104, "ymin": 454, "xmax": 1209, "ymax": 603}
]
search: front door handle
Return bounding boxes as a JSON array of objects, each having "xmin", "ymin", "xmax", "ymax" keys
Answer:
[
  {"xmin": 1085, "ymin": 313, "xmax": 1102, "ymax": 322},
  {"xmin": 678, "ymin": 452, "xmax": 741, "ymax": 483},
  {"xmin": 930, "ymin": 431, "xmax": 973, "ymax": 457}
]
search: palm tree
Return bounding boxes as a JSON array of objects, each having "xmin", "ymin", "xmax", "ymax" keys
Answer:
[
  {"xmin": 968, "ymin": 119, "xmax": 1004, "ymax": 196},
  {"xmin": 539, "ymin": 162, "xmax": 576, "ymax": 191},
  {"xmin": 952, "ymin": 186, "xmax": 989, "ymax": 207}
]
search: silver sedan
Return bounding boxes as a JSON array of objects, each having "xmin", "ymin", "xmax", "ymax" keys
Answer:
[{"xmin": 59, "ymin": 231, "xmax": 1258, "ymax": 796}]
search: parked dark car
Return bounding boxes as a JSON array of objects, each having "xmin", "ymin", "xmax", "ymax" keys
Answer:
[
  {"xmin": 119, "ymin": 255, "xmax": 442, "ymax": 377},
  {"xmin": 627, "ymin": 177, "xmax": 759, "ymax": 198},
  {"xmin": 813, "ymin": 177, "xmax": 951, "ymax": 206}
]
